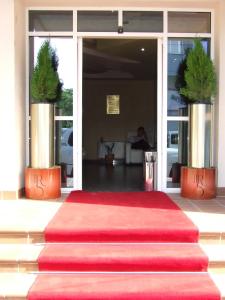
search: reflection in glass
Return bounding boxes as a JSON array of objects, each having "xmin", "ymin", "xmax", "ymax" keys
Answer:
[
  {"xmin": 55, "ymin": 121, "xmax": 73, "ymax": 188},
  {"xmin": 29, "ymin": 10, "xmax": 73, "ymax": 32},
  {"xmin": 29, "ymin": 37, "xmax": 73, "ymax": 116},
  {"xmin": 167, "ymin": 38, "xmax": 210, "ymax": 116},
  {"xmin": 77, "ymin": 11, "xmax": 118, "ymax": 32},
  {"xmin": 168, "ymin": 12, "xmax": 211, "ymax": 33},
  {"xmin": 167, "ymin": 121, "xmax": 188, "ymax": 188},
  {"xmin": 123, "ymin": 11, "xmax": 163, "ymax": 32}
]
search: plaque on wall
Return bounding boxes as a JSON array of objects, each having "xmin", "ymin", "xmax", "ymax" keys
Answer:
[{"xmin": 106, "ymin": 95, "xmax": 120, "ymax": 114}]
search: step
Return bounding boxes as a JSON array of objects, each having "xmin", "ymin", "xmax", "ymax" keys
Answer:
[
  {"xmin": 0, "ymin": 199, "xmax": 61, "ymax": 236},
  {"xmin": 1, "ymin": 231, "xmax": 225, "ymax": 245},
  {"xmin": 1, "ymin": 232, "xmax": 225, "ymax": 245},
  {"xmin": 0, "ymin": 232, "xmax": 44, "ymax": 244},
  {"xmin": 0, "ymin": 272, "xmax": 224, "ymax": 300},
  {"xmin": 0, "ymin": 245, "xmax": 43, "ymax": 272},
  {"xmin": 0, "ymin": 243, "xmax": 225, "ymax": 273},
  {"xmin": 37, "ymin": 243, "xmax": 208, "ymax": 272},
  {"xmin": 201, "ymin": 244, "xmax": 225, "ymax": 273},
  {"xmin": 14, "ymin": 273, "xmax": 225, "ymax": 300},
  {"xmin": 0, "ymin": 273, "xmax": 37, "ymax": 299}
]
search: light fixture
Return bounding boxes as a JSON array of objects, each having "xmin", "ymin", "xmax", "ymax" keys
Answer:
[{"xmin": 140, "ymin": 48, "xmax": 145, "ymax": 52}]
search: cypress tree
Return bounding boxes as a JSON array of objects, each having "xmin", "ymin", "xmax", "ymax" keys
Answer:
[
  {"xmin": 180, "ymin": 39, "xmax": 216, "ymax": 103},
  {"xmin": 31, "ymin": 40, "xmax": 60, "ymax": 103}
]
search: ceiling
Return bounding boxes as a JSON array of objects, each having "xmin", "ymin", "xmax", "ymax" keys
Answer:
[{"xmin": 83, "ymin": 39, "xmax": 157, "ymax": 80}]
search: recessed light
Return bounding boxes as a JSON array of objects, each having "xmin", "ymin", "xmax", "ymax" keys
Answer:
[{"xmin": 140, "ymin": 48, "xmax": 145, "ymax": 52}]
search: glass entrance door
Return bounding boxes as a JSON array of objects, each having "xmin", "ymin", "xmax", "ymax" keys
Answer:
[{"xmin": 77, "ymin": 37, "xmax": 163, "ymax": 191}]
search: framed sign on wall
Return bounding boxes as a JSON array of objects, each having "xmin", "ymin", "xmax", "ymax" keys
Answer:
[{"xmin": 106, "ymin": 95, "xmax": 120, "ymax": 114}]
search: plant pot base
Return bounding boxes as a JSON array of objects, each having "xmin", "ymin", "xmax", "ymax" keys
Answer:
[
  {"xmin": 105, "ymin": 154, "xmax": 115, "ymax": 165},
  {"xmin": 181, "ymin": 167, "xmax": 216, "ymax": 200},
  {"xmin": 25, "ymin": 166, "xmax": 61, "ymax": 200}
]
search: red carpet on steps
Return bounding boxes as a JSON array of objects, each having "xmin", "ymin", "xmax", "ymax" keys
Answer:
[
  {"xmin": 38, "ymin": 243, "xmax": 208, "ymax": 272},
  {"xmin": 44, "ymin": 191, "xmax": 199, "ymax": 242},
  {"xmin": 28, "ymin": 191, "xmax": 220, "ymax": 300},
  {"xmin": 28, "ymin": 273, "xmax": 220, "ymax": 300}
]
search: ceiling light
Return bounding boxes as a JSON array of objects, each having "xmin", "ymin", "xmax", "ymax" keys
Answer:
[{"xmin": 140, "ymin": 48, "xmax": 145, "ymax": 52}]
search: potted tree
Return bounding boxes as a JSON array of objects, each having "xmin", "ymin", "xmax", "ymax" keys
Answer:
[
  {"xmin": 179, "ymin": 39, "xmax": 217, "ymax": 199},
  {"xmin": 25, "ymin": 40, "xmax": 62, "ymax": 200}
]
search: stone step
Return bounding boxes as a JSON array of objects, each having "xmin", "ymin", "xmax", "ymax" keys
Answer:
[
  {"xmin": 0, "ymin": 244, "xmax": 43, "ymax": 272},
  {"xmin": 0, "ymin": 231, "xmax": 225, "ymax": 245},
  {"xmin": 0, "ymin": 272, "xmax": 224, "ymax": 300},
  {"xmin": 0, "ymin": 244, "xmax": 225, "ymax": 273},
  {"xmin": 0, "ymin": 232, "xmax": 44, "ymax": 244}
]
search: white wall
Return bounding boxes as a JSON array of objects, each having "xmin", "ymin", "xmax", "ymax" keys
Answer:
[
  {"xmin": 24, "ymin": 0, "xmax": 218, "ymax": 8},
  {"xmin": 14, "ymin": 0, "xmax": 26, "ymax": 190},
  {"xmin": 216, "ymin": 0, "xmax": 225, "ymax": 187},
  {"xmin": 0, "ymin": 0, "xmax": 26, "ymax": 195}
]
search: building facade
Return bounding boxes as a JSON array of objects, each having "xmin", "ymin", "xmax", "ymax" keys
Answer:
[{"xmin": 0, "ymin": 0, "xmax": 225, "ymax": 199}]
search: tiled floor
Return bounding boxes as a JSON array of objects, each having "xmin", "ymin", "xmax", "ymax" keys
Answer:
[{"xmin": 171, "ymin": 194, "xmax": 225, "ymax": 241}]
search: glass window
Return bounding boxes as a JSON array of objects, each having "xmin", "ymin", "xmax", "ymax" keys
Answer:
[
  {"xmin": 55, "ymin": 121, "xmax": 73, "ymax": 188},
  {"xmin": 168, "ymin": 12, "xmax": 211, "ymax": 33},
  {"xmin": 77, "ymin": 11, "xmax": 118, "ymax": 32},
  {"xmin": 167, "ymin": 121, "xmax": 188, "ymax": 188},
  {"xmin": 167, "ymin": 38, "xmax": 210, "ymax": 116},
  {"xmin": 29, "ymin": 10, "xmax": 73, "ymax": 32},
  {"xmin": 29, "ymin": 37, "xmax": 74, "ymax": 116},
  {"xmin": 123, "ymin": 11, "xmax": 163, "ymax": 32}
]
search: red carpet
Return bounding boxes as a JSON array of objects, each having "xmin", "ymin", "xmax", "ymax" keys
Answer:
[
  {"xmin": 28, "ymin": 273, "xmax": 220, "ymax": 300},
  {"xmin": 28, "ymin": 191, "xmax": 220, "ymax": 299},
  {"xmin": 45, "ymin": 191, "xmax": 199, "ymax": 242},
  {"xmin": 38, "ymin": 243, "xmax": 208, "ymax": 272}
]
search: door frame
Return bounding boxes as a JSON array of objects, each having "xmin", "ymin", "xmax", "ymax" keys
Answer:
[{"xmin": 26, "ymin": 8, "xmax": 214, "ymax": 193}]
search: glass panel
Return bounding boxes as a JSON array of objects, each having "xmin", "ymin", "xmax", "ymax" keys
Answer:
[
  {"xmin": 123, "ymin": 11, "xmax": 163, "ymax": 32},
  {"xmin": 168, "ymin": 12, "xmax": 211, "ymax": 33},
  {"xmin": 167, "ymin": 121, "xmax": 188, "ymax": 188},
  {"xmin": 29, "ymin": 10, "xmax": 73, "ymax": 32},
  {"xmin": 29, "ymin": 37, "xmax": 74, "ymax": 116},
  {"xmin": 77, "ymin": 11, "xmax": 118, "ymax": 32},
  {"xmin": 55, "ymin": 121, "xmax": 73, "ymax": 188},
  {"xmin": 167, "ymin": 38, "xmax": 210, "ymax": 116}
]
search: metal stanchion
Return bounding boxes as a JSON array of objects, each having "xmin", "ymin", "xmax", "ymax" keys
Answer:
[{"xmin": 144, "ymin": 152, "xmax": 157, "ymax": 191}]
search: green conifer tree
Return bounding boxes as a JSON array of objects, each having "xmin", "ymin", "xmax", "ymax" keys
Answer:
[
  {"xmin": 180, "ymin": 39, "xmax": 216, "ymax": 103},
  {"xmin": 31, "ymin": 40, "xmax": 60, "ymax": 102}
]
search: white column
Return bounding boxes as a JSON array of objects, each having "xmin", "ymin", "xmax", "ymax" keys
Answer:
[
  {"xmin": 0, "ymin": 0, "xmax": 26, "ymax": 198},
  {"xmin": 217, "ymin": 0, "xmax": 225, "ymax": 187}
]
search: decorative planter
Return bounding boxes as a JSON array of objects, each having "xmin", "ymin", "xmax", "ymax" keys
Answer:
[
  {"xmin": 181, "ymin": 166, "xmax": 216, "ymax": 200},
  {"xmin": 31, "ymin": 103, "xmax": 54, "ymax": 168},
  {"xmin": 25, "ymin": 166, "xmax": 61, "ymax": 200},
  {"xmin": 105, "ymin": 154, "xmax": 114, "ymax": 164},
  {"xmin": 188, "ymin": 103, "xmax": 212, "ymax": 168}
]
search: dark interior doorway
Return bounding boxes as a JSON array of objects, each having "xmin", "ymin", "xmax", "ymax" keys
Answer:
[{"xmin": 82, "ymin": 38, "xmax": 157, "ymax": 191}]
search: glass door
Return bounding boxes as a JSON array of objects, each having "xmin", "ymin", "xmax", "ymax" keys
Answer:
[{"xmin": 29, "ymin": 36, "xmax": 75, "ymax": 190}]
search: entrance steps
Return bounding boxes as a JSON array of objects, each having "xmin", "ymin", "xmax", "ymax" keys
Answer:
[
  {"xmin": 0, "ymin": 243, "xmax": 225, "ymax": 274},
  {"xmin": 0, "ymin": 196, "xmax": 225, "ymax": 298}
]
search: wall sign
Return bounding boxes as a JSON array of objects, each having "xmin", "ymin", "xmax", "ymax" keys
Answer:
[{"xmin": 106, "ymin": 95, "xmax": 120, "ymax": 114}]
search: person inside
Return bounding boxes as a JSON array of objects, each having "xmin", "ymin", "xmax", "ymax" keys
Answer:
[{"xmin": 131, "ymin": 126, "xmax": 151, "ymax": 151}]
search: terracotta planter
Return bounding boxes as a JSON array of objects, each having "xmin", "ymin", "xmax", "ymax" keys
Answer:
[
  {"xmin": 181, "ymin": 166, "xmax": 216, "ymax": 200},
  {"xmin": 25, "ymin": 166, "xmax": 61, "ymax": 200},
  {"xmin": 105, "ymin": 154, "xmax": 114, "ymax": 164}
]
